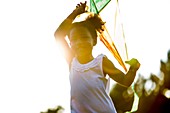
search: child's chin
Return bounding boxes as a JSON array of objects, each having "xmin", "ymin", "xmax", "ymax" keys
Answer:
[{"xmin": 76, "ymin": 50, "xmax": 91, "ymax": 56}]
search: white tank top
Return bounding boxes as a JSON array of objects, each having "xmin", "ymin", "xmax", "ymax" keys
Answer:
[{"xmin": 69, "ymin": 54, "xmax": 117, "ymax": 113}]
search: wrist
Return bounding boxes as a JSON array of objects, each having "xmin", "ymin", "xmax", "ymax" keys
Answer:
[
  {"xmin": 129, "ymin": 67, "xmax": 136, "ymax": 73},
  {"xmin": 66, "ymin": 10, "xmax": 78, "ymax": 22}
]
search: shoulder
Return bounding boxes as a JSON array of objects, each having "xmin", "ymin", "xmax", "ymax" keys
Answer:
[
  {"xmin": 96, "ymin": 54, "xmax": 118, "ymax": 73},
  {"xmin": 102, "ymin": 56, "xmax": 116, "ymax": 69},
  {"xmin": 102, "ymin": 56, "xmax": 122, "ymax": 77}
]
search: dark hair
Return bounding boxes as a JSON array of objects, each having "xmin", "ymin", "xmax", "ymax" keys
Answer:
[{"xmin": 68, "ymin": 13, "xmax": 105, "ymax": 46}]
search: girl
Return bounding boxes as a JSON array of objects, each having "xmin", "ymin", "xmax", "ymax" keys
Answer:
[{"xmin": 54, "ymin": 1, "xmax": 140, "ymax": 113}]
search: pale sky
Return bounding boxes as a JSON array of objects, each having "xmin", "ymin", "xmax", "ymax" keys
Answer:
[{"xmin": 0, "ymin": 0, "xmax": 170, "ymax": 113}]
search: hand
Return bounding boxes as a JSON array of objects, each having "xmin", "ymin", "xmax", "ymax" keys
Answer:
[
  {"xmin": 125, "ymin": 58, "xmax": 140, "ymax": 70},
  {"xmin": 73, "ymin": 1, "xmax": 87, "ymax": 16}
]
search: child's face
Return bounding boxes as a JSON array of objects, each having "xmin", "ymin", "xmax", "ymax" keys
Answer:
[{"xmin": 69, "ymin": 27, "xmax": 94, "ymax": 56}]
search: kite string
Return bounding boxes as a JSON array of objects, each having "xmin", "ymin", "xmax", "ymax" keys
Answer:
[
  {"xmin": 115, "ymin": 0, "xmax": 129, "ymax": 60},
  {"xmin": 99, "ymin": 28, "xmax": 127, "ymax": 72},
  {"xmin": 90, "ymin": 0, "xmax": 127, "ymax": 72}
]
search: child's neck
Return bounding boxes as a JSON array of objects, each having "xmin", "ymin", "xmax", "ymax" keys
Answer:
[{"xmin": 76, "ymin": 54, "xmax": 94, "ymax": 64}]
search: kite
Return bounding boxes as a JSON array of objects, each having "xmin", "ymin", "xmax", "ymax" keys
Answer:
[
  {"xmin": 90, "ymin": 1, "xmax": 139, "ymax": 112},
  {"xmin": 90, "ymin": 0, "xmax": 128, "ymax": 72}
]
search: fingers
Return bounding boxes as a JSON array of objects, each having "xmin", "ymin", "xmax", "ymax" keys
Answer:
[
  {"xmin": 125, "ymin": 58, "xmax": 140, "ymax": 69},
  {"xmin": 74, "ymin": 1, "xmax": 88, "ymax": 15},
  {"xmin": 81, "ymin": 1, "xmax": 87, "ymax": 6},
  {"xmin": 125, "ymin": 60, "xmax": 130, "ymax": 64},
  {"xmin": 76, "ymin": 1, "xmax": 87, "ymax": 8},
  {"xmin": 125, "ymin": 58, "xmax": 137, "ymax": 65}
]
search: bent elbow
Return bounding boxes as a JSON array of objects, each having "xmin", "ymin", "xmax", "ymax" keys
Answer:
[
  {"xmin": 54, "ymin": 31, "xmax": 57, "ymax": 38},
  {"xmin": 126, "ymin": 83, "xmax": 132, "ymax": 87},
  {"xmin": 121, "ymin": 81, "xmax": 132, "ymax": 87},
  {"xmin": 54, "ymin": 31, "xmax": 60, "ymax": 41},
  {"xmin": 126, "ymin": 81, "xmax": 133, "ymax": 87}
]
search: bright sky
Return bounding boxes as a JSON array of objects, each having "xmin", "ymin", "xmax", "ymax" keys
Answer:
[{"xmin": 0, "ymin": 0, "xmax": 170, "ymax": 113}]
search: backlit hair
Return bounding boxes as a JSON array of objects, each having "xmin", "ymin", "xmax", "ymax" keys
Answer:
[{"xmin": 68, "ymin": 13, "xmax": 105, "ymax": 46}]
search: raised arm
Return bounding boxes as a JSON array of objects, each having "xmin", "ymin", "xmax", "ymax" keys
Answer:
[
  {"xmin": 103, "ymin": 57, "xmax": 140, "ymax": 87},
  {"xmin": 54, "ymin": 1, "xmax": 87, "ymax": 65}
]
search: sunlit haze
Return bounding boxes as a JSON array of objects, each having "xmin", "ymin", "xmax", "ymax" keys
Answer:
[{"xmin": 0, "ymin": 0, "xmax": 169, "ymax": 113}]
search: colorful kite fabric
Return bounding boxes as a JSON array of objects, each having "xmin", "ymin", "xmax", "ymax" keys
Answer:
[
  {"xmin": 90, "ymin": 0, "xmax": 128, "ymax": 72},
  {"xmin": 90, "ymin": 0, "xmax": 111, "ymax": 14}
]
